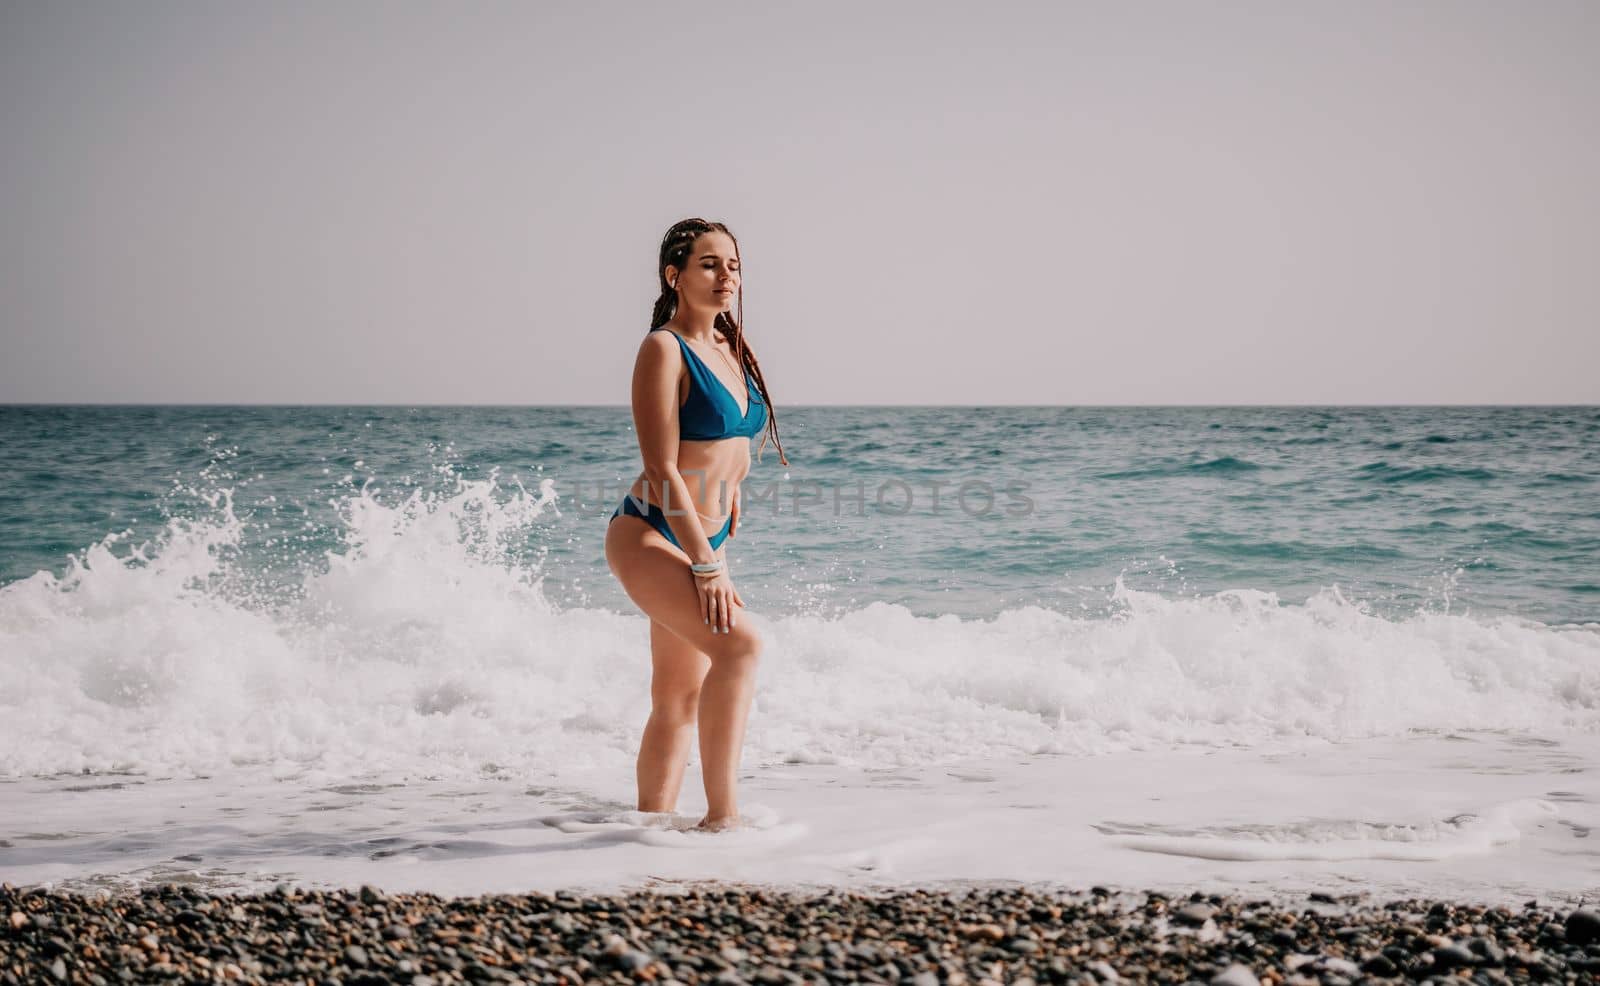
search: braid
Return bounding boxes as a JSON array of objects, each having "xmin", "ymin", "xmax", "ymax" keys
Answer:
[
  {"xmin": 714, "ymin": 311, "xmax": 787, "ymax": 466},
  {"xmin": 649, "ymin": 222, "xmax": 701, "ymax": 329},
  {"xmin": 647, "ymin": 218, "xmax": 789, "ymax": 466}
]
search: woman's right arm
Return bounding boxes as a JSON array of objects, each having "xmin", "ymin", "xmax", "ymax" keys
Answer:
[
  {"xmin": 632, "ymin": 333, "xmax": 742, "ymax": 631},
  {"xmin": 632, "ymin": 332, "xmax": 716, "ymax": 565}
]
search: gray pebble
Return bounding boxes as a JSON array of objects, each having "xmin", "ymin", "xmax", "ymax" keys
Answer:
[
  {"xmin": 1431, "ymin": 943, "xmax": 1475, "ymax": 970},
  {"xmin": 1318, "ymin": 956, "xmax": 1360, "ymax": 977},
  {"xmin": 1467, "ymin": 935, "xmax": 1506, "ymax": 965},
  {"xmin": 1174, "ymin": 903, "xmax": 1216, "ymax": 927},
  {"xmin": 1567, "ymin": 909, "xmax": 1600, "ymax": 946},
  {"xmin": 1209, "ymin": 963, "xmax": 1259, "ymax": 986}
]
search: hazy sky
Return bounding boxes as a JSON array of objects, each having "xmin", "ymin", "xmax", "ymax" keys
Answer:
[{"xmin": 1, "ymin": 1, "xmax": 1596, "ymax": 404}]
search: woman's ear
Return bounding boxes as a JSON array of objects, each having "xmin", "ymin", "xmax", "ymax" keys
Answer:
[{"xmin": 664, "ymin": 265, "xmax": 680, "ymax": 290}]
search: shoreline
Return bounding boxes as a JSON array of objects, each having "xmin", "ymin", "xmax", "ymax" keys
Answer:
[{"xmin": 4, "ymin": 882, "xmax": 1597, "ymax": 985}]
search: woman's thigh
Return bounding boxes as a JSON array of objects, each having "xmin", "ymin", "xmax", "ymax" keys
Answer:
[
  {"xmin": 649, "ymin": 620, "xmax": 711, "ymax": 716},
  {"xmin": 604, "ymin": 515, "xmax": 760, "ymax": 662}
]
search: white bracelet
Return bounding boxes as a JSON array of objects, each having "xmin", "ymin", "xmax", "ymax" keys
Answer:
[{"xmin": 690, "ymin": 560, "xmax": 724, "ymax": 576}]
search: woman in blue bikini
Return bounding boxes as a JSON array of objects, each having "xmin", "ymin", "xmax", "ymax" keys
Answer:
[{"xmin": 603, "ymin": 218, "xmax": 788, "ymax": 832}]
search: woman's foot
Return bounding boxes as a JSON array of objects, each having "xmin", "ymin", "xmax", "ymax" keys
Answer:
[{"xmin": 694, "ymin": 813, "xmax": 741, "ymax": 833}]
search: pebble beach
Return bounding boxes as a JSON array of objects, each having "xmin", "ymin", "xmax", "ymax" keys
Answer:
[{"xmin": 4, "ymin": 882, "xmax": 1599, "ymax": 986}]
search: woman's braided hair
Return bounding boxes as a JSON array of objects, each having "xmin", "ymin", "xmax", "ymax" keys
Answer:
[{"xmin": 650, "ymin": 218, "xmax": 788, "ymax": 466}]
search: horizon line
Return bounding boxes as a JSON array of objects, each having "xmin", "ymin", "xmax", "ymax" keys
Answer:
[{"xmin": 1, "ymin": 401, "xmax": 1596, "ymax": 410}]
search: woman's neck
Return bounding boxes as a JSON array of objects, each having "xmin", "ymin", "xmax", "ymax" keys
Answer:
[{"xmin": 667, "ymin": 308, "xmax": 720, "ymax": 345}]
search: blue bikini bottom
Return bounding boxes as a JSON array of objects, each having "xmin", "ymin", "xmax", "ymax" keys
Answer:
[{"xmin": 610, "ymin": 494, "xmax": 732, "ymax": 551}]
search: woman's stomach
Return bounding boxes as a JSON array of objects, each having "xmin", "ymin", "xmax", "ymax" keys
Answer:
[{"xmin": 625, "ymin": 439, "xmax": 750, "ymax": 520}]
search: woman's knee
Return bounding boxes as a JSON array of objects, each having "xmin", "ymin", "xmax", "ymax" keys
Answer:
[
  {"xmin": 709, "ymin": 624, "xmax": 763, "ymax": 671},
  {"xmin": 651, "ymin": 690, "xmax": 700, "ymax": 727}
]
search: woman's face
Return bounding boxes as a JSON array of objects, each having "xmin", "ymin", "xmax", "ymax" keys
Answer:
[{"xmin": 669, "ymin": 231, "xmax": 740, "ymax": 314}]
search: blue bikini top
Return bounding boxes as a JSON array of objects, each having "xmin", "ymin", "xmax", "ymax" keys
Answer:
[{"xmin": 654, "ymin": 327, "xmax": 767, "ymax": 441}]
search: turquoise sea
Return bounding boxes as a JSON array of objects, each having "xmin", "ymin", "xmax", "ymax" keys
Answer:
[{"xmin": 3, "ymin": 405, "xmax": 1597, "ymax": 623}]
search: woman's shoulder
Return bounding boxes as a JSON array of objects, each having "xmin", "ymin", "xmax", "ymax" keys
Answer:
[{"xmin": 635, "ymin": 328, "xmax": 685, "ymax": 370}]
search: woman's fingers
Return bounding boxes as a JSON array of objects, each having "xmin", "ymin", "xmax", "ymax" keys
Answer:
[
  {"xmin": 708, "ymin": 591, "xmax": 722, "ymax": 633},
  {"xmin": 697, "ymin": 576, "xmax": 742, "ymax": 634}
]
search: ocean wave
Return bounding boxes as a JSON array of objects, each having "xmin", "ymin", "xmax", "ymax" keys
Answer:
[
  {"xmin": 1, "ymin": 480, "xmax": 1596, "ymax": 781},
  {"xmin": 1357, "ymin": 462, "xmax": 1496, "ymax": 484},
  {"xmin": 1532, "ymin": 472, "xmax": 1595, "ymax": 485},
  {"xmin": 1098, "ymin": 457, "xmax": 1264, "ymax": 480},
  {"xmin": 1183, "ymin": 531, "xmax": 1406, "ymax": 562}
]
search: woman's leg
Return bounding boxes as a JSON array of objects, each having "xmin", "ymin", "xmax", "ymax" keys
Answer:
[
  {"xmin": 605, "ymin": 516, "xmax": 762, "ymax": 827},
  {"xmin": 692, "ymin": 538, "xmax": 758, "ymax": 829},
  {"xmin": 636, "ymin": 619, "xmax": 710, "ymax": 812}
]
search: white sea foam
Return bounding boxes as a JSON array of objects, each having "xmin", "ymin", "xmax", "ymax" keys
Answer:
[
  {"xmin": 5, "ymin": 740, "xmax": 1593, "ymax": 903},
  {"xmin": 1109, "ymin": 798, "xmax": 1559, "ymax": 861},
  {"xmin": 2, "ymin": 481, "xmax": 1597, "ymax": 781}
]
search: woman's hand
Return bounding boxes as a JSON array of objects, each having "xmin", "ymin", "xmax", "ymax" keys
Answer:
[{"xmin": 696, "ymin": 568, "xmax": 745, "ymax": 634}]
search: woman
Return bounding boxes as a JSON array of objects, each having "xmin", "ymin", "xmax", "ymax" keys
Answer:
[{"xmin": 603, "ymin": 218, "xmax": 789, "ymax": 832}]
